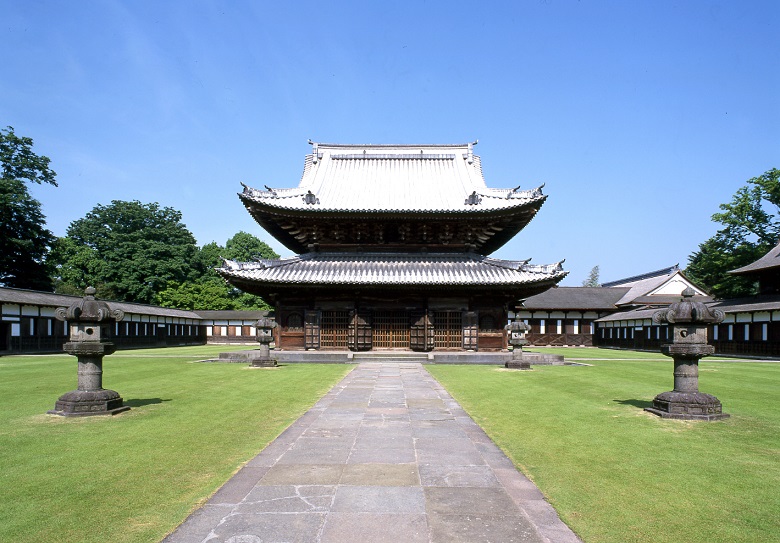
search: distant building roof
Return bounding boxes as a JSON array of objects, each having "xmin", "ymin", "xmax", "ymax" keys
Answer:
[
  {"xmin": 601, "ymin": 265, "xmax": 679, "ymax": 287},
  {"xmin": 194, "ymin": 310, "xmax": 269, "ymax": 320},
  {"xmin": 0, "ymin": 287, "xmax": 202, "ymax": 319},
  {"xmin": 708, "ymin": 294, "xmax": 780, "ymax": 313},
  {"xmin": 240, "ymin": 142, "xmax": 546, "ymax": 215},
  {"xmin": 521, "ymin": 286, "xmax": 629, "ymax": 310},
  {"xmin": 611, "ymin": 269, "xmax": 706, "ymax": 307},
  {"xmin": 728, "ymin": 242, "xmax": 780, "ymax": 275}
]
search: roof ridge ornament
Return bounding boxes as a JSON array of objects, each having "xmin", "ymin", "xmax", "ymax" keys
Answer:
[
  {"xmin": 507, "ymin": 183, "xmax": 545, "ymax": 200},
  {"xmin": 303, "ymin": 190, "xmax": 320, "ymax": 205},
  {"xmin": 464, "ymin": 191, "xmax": 482, "ymax": 205},
  {"xmin": 308, "ymin": 140, "xmax": 322, "ymax": 163},
  {"xmin": 462, "ymin": 140, "xmax": 478, "ymax": 164}
]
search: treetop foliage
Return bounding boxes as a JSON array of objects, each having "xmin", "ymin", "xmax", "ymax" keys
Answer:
[
  {"xmin": 0, "ymin": 126, "xmax": 57, "ymax": 186},
  {"xmin": 0, "ymin": 126, "xmax": 57, "ymax": 290},
  {"xmin": 582, "ymin": 265, "xmax": 600, "ymax": 287},
  {"xmin": 155, "ymin": 231, "xmax": 278, "ymax": 311},
  {"xmin": 686, "ymin": 168, "xmax": 780, "ymax": 299},
  {"xmin": 52, "ymin": 200, "xmax": 200, "ymax": 304}
]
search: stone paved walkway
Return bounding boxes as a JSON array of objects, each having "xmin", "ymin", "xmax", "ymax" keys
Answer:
[{"xmin": 163, "ymin": 363, "xmax": 582, "ymax": 543}]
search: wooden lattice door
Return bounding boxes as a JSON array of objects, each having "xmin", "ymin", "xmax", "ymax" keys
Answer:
[
  {"xmin": 433, "ymin": 311, "xmax": 462, "ymax": 349},
  {"xmin": 462, "ymin": 311, "xmax": 478, "ymax": 351},
  {"xmin": 373, "ymin": 310, "xmax": 410, "ymax": 348},
  {"xmin": 410, "ymin": 311, "xmax": 434, "ymax": 351},
  {"xmin": 304, "ymin": 310, "xmax": 321, "ymax": 350},
  {"xmin": 348, "ymin": 310, "xmax": 373, "ymax": 351},
  {"xmin": 321, "ymin": 310, "xmax": 349, "ymax": 348}
]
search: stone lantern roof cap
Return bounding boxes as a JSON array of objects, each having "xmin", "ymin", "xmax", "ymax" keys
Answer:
[
  {"xmin": 55, "ymin": 287, "xmax": 125, "ymax": 324},
  {"xmin": 505, "ymin": 320, "xmax": 530, "ymax": 332},
  {"xmin": 652, "ymin": 287, "xmax": 724, "ymax": 325},
  {"xmin": 255, "ymin": 316, "xmax": 277, "ymax": 329}
]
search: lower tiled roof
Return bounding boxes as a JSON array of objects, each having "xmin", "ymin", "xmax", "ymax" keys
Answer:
[{"xmin": 217, "ymin": 252, "xmax": 567, "ymax": 287}]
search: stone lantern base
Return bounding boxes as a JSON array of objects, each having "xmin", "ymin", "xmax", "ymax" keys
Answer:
[
  {"xmin": 216, "ymin": 345, "xmax": 278, "ymax": 367},
  {"xmin": 48, "ymin": 389, "xmax": 130, "ymax": 417},
  {"xmin": 250, "ymin": 355, "xmax": 278, "ymax": 368},
  {"xmin": 644, "ymin": 391, "xmax": 730, "ymax": 421},
  {"xmin": 505, "ymin": 357, "xmax": 531, "ymax": 370}
]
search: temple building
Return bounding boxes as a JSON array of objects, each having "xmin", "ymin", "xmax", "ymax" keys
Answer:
[{"xmin": 217, "ymin": 142, "xmax": 568, "ymax": 351}]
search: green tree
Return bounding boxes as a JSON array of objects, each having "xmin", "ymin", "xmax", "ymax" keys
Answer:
[
  {"xmin": 224, "ymin": 231, "xmax": 277, "ymax": 262},
  {"xmin": 0, "ymin": 126, "xmax": 57, "ymax": 290},
  {"xmin": 581, "ymin": 265, "xmax": 600, "ymax": 287},
  {"xmin": 51, "ymin": 200, "xmax": 199, "ymax": 304},
  {"xmin": 154, "ymin": 279, "xmax": 238, "ymax": 311},
  {"xmin": 686, "ymin": 168, "xmax": 780, "ymax": 299},
  {"xmin": 154, "ymin": 231, "xmax": 277, "ymax": 310}
]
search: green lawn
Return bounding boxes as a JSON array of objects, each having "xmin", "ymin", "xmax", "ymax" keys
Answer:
[
  {"xmin": 427, "ymin": 351, "xmax": 780, "ymax": 543},
  {"xmin": 0, "ymin": 345, "xmax": 351, "ymax": 543}
]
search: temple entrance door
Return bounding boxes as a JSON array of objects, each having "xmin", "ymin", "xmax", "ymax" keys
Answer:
[
  {"xmin": 320, "ymin": 310, "xmax": 349, "ymax": 348},
  {"xmin": 433, "ymin": 311, "xmax": 462, "ymax": 349},
  {"xmin": 410, "ymin": 311, "xmax": 434, "ymax": 352},
  {"xmin": 348, "ymin": 310, "xmax": 372, "ymax": 351},
  {"xmin": 373, "ymin": 310, "xmax": 410, "ymax": 349}
]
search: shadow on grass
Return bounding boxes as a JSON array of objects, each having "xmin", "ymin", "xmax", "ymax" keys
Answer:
[
  {"xmin": 124, "ymin": 398, "xmax": 171, "ymax": 408},
  {"xmin": 613, "ymin": 398, "xmax": 652, "ymax": 409}
]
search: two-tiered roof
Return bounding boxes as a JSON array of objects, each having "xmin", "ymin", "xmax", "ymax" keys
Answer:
[{"xmin": 218, "ymin": 142, "xmax": 566, "ymax": 351}]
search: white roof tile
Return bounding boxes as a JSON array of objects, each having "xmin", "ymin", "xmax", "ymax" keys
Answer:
[{"xmin": 243, "ymin": 143, "xmax": 544, "ymax": 213}]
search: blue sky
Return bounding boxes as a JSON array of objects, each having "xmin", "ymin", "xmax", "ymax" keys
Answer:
[{"xmin": 2, "ymin": 1, "xmax": 778, "ymax": 286}]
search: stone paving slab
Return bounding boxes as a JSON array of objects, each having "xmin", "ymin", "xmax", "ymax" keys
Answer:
[{"xmin": 162, "ymin": 363, "xmax": 582, "ymax": 543}]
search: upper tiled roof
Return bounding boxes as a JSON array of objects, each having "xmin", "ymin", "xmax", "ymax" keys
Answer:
[
  {"xmin": 217, "ymin": 252, "xmax": 567, "ymax": 287},
  {"xmin": 729, "ymin": 242, "xmax": 780, "ymax": 275},
  {"xmin": 240, "ymin": 142, "xmax": 545, "ymax": 214}
]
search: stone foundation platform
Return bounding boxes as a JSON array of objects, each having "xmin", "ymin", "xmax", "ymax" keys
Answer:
[
  {"xmin": 48, "ymin": 389, "xmax": 130, "ymax": 417},
  {"xmin": 644, "ymin": 390, "xmax": 730, "ymax": 421}
]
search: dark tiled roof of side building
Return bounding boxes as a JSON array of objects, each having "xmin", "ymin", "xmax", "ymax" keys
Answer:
[
  {"xmin": 193, "ymin": 310, "xmax": 270, "ymax": 320},
  {"xmin": 729, "ymin": 243, "xmax": 780, "ymax": 275},
  {"xmin": 601, "ymin": 265, "xmax": 679, "ymax": 287},
  {"xmin": 521, "ymin": 286, "xmax": 630, "ymax": 310},
  {"xmin": 0, "ymin": 287, "xmax": 202, "ymax": 319}
]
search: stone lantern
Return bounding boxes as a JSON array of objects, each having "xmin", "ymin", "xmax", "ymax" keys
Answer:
[
  {"xmin": 505, "ymin": 319, "xmax": 531, "ymax": 369},
  {"xmin": 646, "ymin": 287, "xmax": 729, "ymax": 420},
  {"xmin": 251, "ymin": 315, "xmax": 278, "ymax": 367},
  {"xmin": 48, "ymin": 287, "xmax": 130, "ymax": 417}
]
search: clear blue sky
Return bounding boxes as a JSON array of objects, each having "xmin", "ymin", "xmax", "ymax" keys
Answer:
[{"xmin": 2, "ymin": 1, "xmax": 778, "ymax": 286}]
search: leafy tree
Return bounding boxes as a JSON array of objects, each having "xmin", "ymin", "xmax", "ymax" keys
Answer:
[
  {"xmin": 154, "ymin": 231, "xmax": 277, "ymax": 310},
  {"xmin": 1, "ymin": 126, "xmax": 57, "ymax": 186},
  {"xmin": 0, "ymin": 126, "xmax": 57, "ymax": 290},
  {"xmin": 582, "ymin": 265, "xmax": 600, "ymax": 287},
  {"xmin": 686, "ymin": 168, "xmax": 780, "ymax": 299},
  {"xmin": 51, "ymin": 200, "xmax": 199, "ymax": 304},
  {"xmin": 155, "ymin": 279, "xmax": 239, "ymax": 311},
  {"xmin": 224, "ymin": 231, "xmax": 277, "ymax": 262}
]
